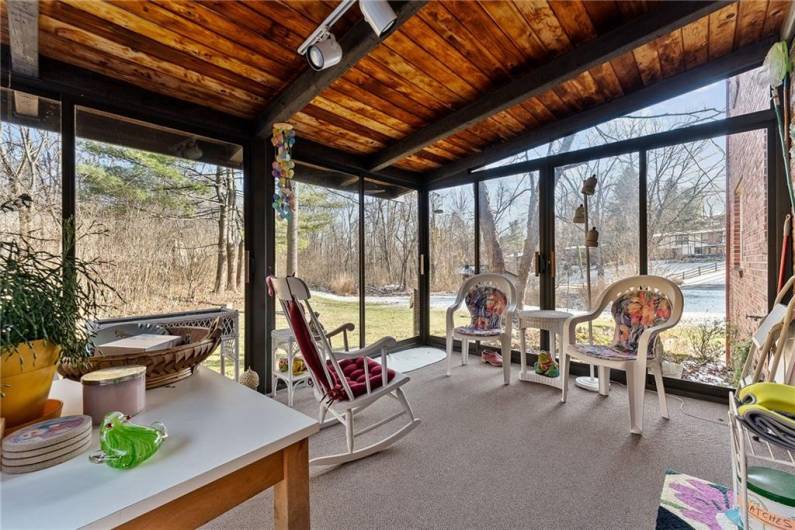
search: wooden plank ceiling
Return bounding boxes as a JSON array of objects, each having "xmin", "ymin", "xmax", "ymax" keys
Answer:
[{"xmin": 0, "ymin": 0, "xmax": 789, "ymax": 173}]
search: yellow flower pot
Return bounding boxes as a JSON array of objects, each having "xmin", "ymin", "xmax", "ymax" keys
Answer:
[{"xmin": 1, "ymin": 340, "xmax": 61, "ymax": 428}]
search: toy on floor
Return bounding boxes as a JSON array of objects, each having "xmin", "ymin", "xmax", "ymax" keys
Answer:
[
  {"xmin": 534, "ymin": 351, "xmax": 559, "ymax": 378},
  {"xmin": 276, "ymin": 352, "xmax": 306, "ymax": 375},
  {"xmin": 480, "ymin": 350, "xmax": 503, "ymax": 367}
]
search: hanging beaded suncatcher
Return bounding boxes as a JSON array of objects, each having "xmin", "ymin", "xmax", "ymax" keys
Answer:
[{"xmin": 272, "ymin": 123, "xmax": 296, "ymax": 220}]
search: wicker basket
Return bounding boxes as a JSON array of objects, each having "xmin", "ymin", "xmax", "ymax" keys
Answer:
[{"xmin": 59, "ymin": 319, "xmax": 223, "ymax": 389}]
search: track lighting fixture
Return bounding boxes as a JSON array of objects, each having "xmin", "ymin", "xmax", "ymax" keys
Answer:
[
  {"xmin": 360, "ymin": 0, "xmax": 396, "ymax": 36},
  {"xmin": 297, "ymin": 0, "xmax": 397, "ymax": 71},
  {"xmin": 306, "ymin": 32, "xmax": 342, "ymax": 71}
]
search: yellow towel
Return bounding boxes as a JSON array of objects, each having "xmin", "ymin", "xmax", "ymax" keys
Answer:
[{"xmin": 736, "ymin": 383, "xmax": 795, "ymax": 450}]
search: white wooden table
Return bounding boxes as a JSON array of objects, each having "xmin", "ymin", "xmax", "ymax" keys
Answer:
[
  {"xmin": 1, "ymin": 368, "xmax": 318, "ymax": 530},
  {"xmin": 515, "ymin": 309, "xmax": 572, "ymax": 389}
]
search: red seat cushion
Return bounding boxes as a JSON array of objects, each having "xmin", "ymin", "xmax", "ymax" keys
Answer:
[{"xmin": 328, "ymin": 357, "xmax": 396, "ymax": 399}]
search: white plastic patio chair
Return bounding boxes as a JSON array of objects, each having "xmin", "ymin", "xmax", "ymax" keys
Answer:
[
  {"xmin": 561, "ymin": 275, "xmax": 683, "ymax": 434},
  {"xmin": 445, "ymin": 272, "xmax": 518, "ymax": 384},
  {"xmin": 267, "ymin": 276, "xmax": 421, "ymax": 466}
]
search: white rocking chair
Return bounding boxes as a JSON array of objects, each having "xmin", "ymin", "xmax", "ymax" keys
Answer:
[{"xmin": 268, "ymin": 276, "xmax": 421, "ymax": 466}]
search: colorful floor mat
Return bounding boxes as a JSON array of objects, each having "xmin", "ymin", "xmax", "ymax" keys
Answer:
[{"xmin": 657, "ymin": 470, "xmax": 739, "ymax": 530}]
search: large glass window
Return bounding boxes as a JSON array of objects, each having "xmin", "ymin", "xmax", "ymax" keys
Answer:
[
  {"xmin": 75, "ymin": 107, "xmax": 244, "ymax": 375},
  {"xmin": 274, "ymin": 175, "xmax": 419, "ymax": 349},
  {"xmin": 481, "ymin": 66, "xmax": 768, "ymax": 171},
  {"xmin": 429, "ymin": 184, "xmax": 474, "ymax": 337},
  {"xmin": 555, "ymin": 154, "xmax": 640, "ymax": 318},
  {"xmin": 477, "ymin": 172, "xmax": 541, "ymax": 350},
  {"xmin": 0, "ymin": 89, "xmax": 61, "ymax": 255},
  {"xmin": 364, "ymin": 179, "xmax": 418, "ymax": 345},
  {"xmin": 478, "ymin": 172, "xmax": 541, "ymax": 310},
  {"xmin": 274, "ymin": 174, "xmax": 360, "ymax": 349},
  {"xmin": 648, "ymin": 130, "xmax": 767, "ymax": 387}
]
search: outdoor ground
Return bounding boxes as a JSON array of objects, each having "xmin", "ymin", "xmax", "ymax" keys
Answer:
[{"xmin": 202, "ymin": 285, "xmax": 735, "ymax": 387}]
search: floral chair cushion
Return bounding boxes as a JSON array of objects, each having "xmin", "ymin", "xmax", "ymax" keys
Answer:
[
  {"xmin": 454, "ymin": 326, "xmax": 503, "ymax": 337},
  {"xmin": 609, "ymin": 289, "xmax": 672, "ymax": 356},
  {"xmin": 463, "ymin": 286, "xmax": 508, "ymax": 333},
  {"xmin": 573, "ymin": 289, "xmax": 672, "ymax": 362},
  {"xmin": 571, "ymin": 343, "xmax": 654, "ymax": 361}
]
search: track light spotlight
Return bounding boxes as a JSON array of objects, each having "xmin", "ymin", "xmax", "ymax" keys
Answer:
[
  {"xmin": 359, "ymin": 0, "xmax": 396, "ymax": 36},
  {"xmin": 297, "ymin": 0, "xmax": 397, "ymax": 70},
  {"xmin": 306, "ymin": 32, "xmax": 342, "ymax": 71}
]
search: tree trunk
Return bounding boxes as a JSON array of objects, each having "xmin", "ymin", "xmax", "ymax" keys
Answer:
[
  {"xmin": 225, "ymin": 169, "xmax": 237, "ymax": 291},
  {"xmin": 516, "ymin": 178, "xmax": 539, "ymax": 305},
  {"xmin": 236, "ymin": 239, "xmax": 245, "ymax": 289},
  {"xmin": 478, "ymin": 185, "xmax": 505, "ymax": 273},
  {"xmin": 286, "ymin": 187, "xmax": 298, "ymax": 275},
  {"xmin": 226, "ymin": 240, "xmax": 236, "ymax": 291},
  {"xmin": 213, "ymin": 166, "xmax": 227, "ymax": 294}
]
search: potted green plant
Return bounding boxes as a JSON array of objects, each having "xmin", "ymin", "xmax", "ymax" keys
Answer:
[{"xmin": 1, "ymin": 196, "xmax": 114, "ymax": 428}]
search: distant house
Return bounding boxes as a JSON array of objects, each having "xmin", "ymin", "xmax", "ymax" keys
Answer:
[{"xmin": 651, "ymin": 227, "xmax": 725, "ymax": 260}]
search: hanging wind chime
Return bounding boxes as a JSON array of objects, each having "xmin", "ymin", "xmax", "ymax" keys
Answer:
[{"xmin": 272, "ymin": 123, "xmax": 296, "ymax": 220}]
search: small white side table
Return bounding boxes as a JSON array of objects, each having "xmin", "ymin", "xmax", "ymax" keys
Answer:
[
  {"xmin": 271, "ymin": 328, "xmax": 311, "ymax": 407},
  {"xmin": 515, "ymin": 309, "xmax": 572, "ymax": 389}
]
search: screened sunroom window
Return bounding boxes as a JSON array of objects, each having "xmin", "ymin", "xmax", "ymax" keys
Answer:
[{"xmin": 479, "ymin": 65, "xmax": 769, "ymax": 171}]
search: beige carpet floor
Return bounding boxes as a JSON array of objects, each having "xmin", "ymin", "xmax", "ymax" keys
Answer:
[{"xmin": 204, "ymin": 350, "xmax": 732, "ymax": 530}]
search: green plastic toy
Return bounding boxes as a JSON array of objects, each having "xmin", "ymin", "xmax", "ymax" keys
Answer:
[
  {"xmin": 534, "ymin": 351, "xmax": 560, "ymax": 378},
  {"xmin": 89, "ymin": 411, "xmax": 167, "ymax": 469}
]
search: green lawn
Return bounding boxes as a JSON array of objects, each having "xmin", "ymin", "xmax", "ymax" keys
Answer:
[
  {"xmin": 202, "ymin": 298, "xmax": 733, "ymax": 387},
  {"xmin": 202, "ymin": 297, "xmax": 438, "ymax": 376}
]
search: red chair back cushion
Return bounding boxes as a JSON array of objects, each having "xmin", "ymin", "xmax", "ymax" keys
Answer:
[
  {"xmin": 285, "ymin": 300, "xmax": 336, "ymax": 397},
  {"xmin": 328, "ymin": 357, "xmax": 396, "ymax": 399}
]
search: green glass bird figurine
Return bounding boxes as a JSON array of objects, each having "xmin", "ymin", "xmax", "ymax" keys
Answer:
[{"xmin": 89, "ymin": 411, "xmax": 167, "ymax": 469}]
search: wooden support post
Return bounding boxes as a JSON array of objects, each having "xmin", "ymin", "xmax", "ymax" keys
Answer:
[
  {"xmin": 7, "ymin": 0, "xmax": 39, "ymax": 117},
  {"xmin": 245, "ymin": 138, "xmax": 275, "ymax": 393}
]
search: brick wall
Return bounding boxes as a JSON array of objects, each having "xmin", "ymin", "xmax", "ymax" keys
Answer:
[{"xmin": 726, "ymin": 70, "xmax": 769, "ymax": 350}]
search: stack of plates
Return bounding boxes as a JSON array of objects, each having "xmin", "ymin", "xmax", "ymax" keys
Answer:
[{"xmin": 2, "ymin": 415, "xmax": 92, "ymax": 474}]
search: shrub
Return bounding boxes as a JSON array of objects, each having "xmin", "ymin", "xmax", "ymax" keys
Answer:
[
  {"xmin": 329, "ymin": 273, "xmax": 356, "ymax": 295},
  {"xmin": 686, "ymin": 320, "xmax": 726, "ymax": 366},
  {"xmin": 730, "ymin": 339, "xmax": 752, "ymax": 387}
]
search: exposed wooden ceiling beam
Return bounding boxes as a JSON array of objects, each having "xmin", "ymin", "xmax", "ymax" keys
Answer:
[
  {"xmin": 0, "ymin": 48, "xmax": 420, "ymax": 189},
  {"xmin": 7, "ymin": 0, "xmax": 39, "ymax": 116},
  {"xmin": 292, "ymin": 139, "xmax": 421, "ymax": 190},
  {"xmin": 1, "ymin": 48, "xmax": 250, "ymax": 144},
  {"xmin": 367, "ymin": 1, "xmax": 725, "ymax": 172},
  {"xmin": 253, "ymin": 0, "xmax": 427, "ymax": 141},
  {"xmin": 427, "ymin": 36, "xmax": 774, "ymax": 189}
]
